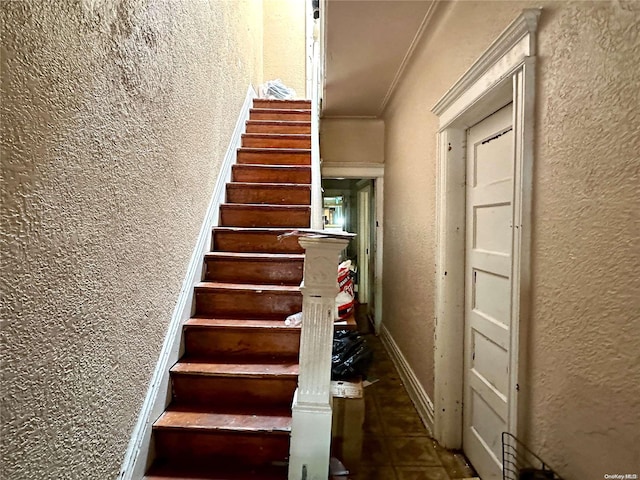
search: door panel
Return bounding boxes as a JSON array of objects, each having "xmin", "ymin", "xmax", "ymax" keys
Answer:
[
  {"xmin": 474, "ymin": 203, "xmax": 512, "ymax": 253},
  {"xmin": 472, "ymin": 330, "xmax": 509, "ymax": 394},
  {"xmin": 473, "ymin": 270, "xmax": 511, "ymax": 327},
  {"xmin": 464, "ymin": 104, "xmax": 514, "ymax": 480}
]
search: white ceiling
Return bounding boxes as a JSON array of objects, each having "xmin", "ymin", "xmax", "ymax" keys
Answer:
[{"xmin": 322, "ymin": 0, "xmax": 436, "ymax": 118}]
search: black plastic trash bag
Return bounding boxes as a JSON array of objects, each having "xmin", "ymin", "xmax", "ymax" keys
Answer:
[{"xmin": 331, "ymin": 330, "xmax": 373, "ymax": 380}]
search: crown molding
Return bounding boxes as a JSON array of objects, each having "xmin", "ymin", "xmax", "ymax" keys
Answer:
[
  {"xmin": 432, "ymin": 8, "xmax": 541, "ymax": 117},
  {"xmin": 378, "ymin": 1, "xmax": 440, "ymax": 116}
]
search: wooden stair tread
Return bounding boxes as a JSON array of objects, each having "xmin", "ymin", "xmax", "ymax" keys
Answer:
[
  {"xmin": 219, "ymin": 204, "xmax": 311, "ymax": 226},
  {"xmin": 232, "ymin": 164, "xmax": 311, "ymax": 176},
  {"xmin": 238, "ymin": 147, "xmax": 311, "ymax": 154},
  {"xmin": 253, "ymin": 98, "xmax": 311, "ymax": 108},
  {"xmin": 221, "ymin": 203, "xmax": 310, "ymax": 209},
  {"xmin": 220, "ymin": 203, "xmax": 311, "ymax": 211},
  {"xmin": 232, "ymin": 164, "xmax": 311, "ymax": 184},
  {"xmin": 203, "ymin": 251, "xmax": 303, "ymax": 285},
  {"xmin": 246, "ymin": 120, "xmax": 310, "ymax": 127},
  {"xmin": 234, "ymin": 163, "xmax": 310, "ymax": 169},
  {"xmin": 194, "ymin": 281, "xmax": 302, "ymax": 318},
  {"xmin": 195, "ymin": 282, "xmax": 300, "ymax": 292},
  {"xmin": 246, "ymin": 119, "xmax": 311, "ymax": 130},
  {"xmin": 236, "ymin": 149, "xmax": 311, "ymax": 166},
  {"xmin": 213, "ymin": 226, "xmax": 305, "ymax": 232},
  {"xmin": 185, "ymin": 317, "xmax": 301, "ymax": 329},
  {"xmin": 225, "ymin": 183, "xmax": 311, "ymax": 204},
  {"xmin": 250, "ymin": 108, "xmax": 311, "ymax": 114},
  {"xmin": 185, "ymin": 316, "xmax": 354, "ymax": 331},
  {"xmin": 249, "ymin": 110, "xmax": 311, "ymax": 121},
  {"xmin": 213, "ymin": 226, "xmax": 304, "ymax": 233},
  {"xmin": 145, "ymin": 462, "xmax": 288, "ymax": 480},
  {"xmin": 171, "ymin": 359, "xmax": 298, "ymax": 377},
  {"xmin": 242, "ymin": 133, "xmax": 311, "ymax": 139},
  {"xmin": 204, "ymin": 252, "xmax": 304, "ymax": 261},
  {"xmin": 211, "ymin": 228, "xmax": 305, "ymax": 254},
  {"xmin": 154, "ymin": 407, "xmax": 292, "ymax": 433},
  {"xmin": 227, "ymin": 182, "xmax": 310, "ymax": 188}
]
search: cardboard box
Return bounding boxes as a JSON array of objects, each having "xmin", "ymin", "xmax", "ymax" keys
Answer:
[{"xmin": 331, "ymin": 379, "xmax": 365, "ymax": 474}]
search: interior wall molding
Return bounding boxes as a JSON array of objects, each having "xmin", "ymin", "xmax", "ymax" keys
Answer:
[
  {"xmin": 432, "ymin": 7, "xmax": 541, "ymax": 124},
  {"xmin": 380, "ymin": 325, "xmax": 435, "ymax": 434},
  {"xmin": 321, "ymin": 162, "xmax": 384, "ymax": 179},
  {"xmin": 378, "ymin": 1, "xmax": 441, "ymax": 116}
]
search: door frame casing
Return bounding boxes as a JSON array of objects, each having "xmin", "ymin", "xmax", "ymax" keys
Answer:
[
  {"xmin": 322, "ymin": 163, "xmax": 384, "ymax": 333},
  {"xmin": 356, "ymin": 180, "xmax": 373, "ymax": 305},
  {"xmin": 431, "ymin": 9, "xmax": 540, "ymax": 449}
]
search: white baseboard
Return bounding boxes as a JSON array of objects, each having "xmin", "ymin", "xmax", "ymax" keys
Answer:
[
  {"xmin": 118, "ymin": 86, "xmax": 256, "ymax": 480},
  {"xmin": 379, "ymin": 325, "xmax": 435, "ymax": 435}
]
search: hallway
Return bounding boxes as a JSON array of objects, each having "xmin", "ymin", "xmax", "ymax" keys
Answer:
[{"xmin": 341, "ymin": 309, "xmax": 477, "ymax": 480}]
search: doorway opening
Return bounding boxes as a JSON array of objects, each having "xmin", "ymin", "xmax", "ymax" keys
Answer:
[{"xmin": 322, "ymin": 178, "xmax": 378, "ymax": 331}]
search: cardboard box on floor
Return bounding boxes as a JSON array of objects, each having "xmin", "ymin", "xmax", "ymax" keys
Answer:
[{"xmin": 331, "ymin": 379, "xmax": 364, "ymax": 475}]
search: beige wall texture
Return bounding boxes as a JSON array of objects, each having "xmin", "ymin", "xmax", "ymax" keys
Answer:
[
  {"xmin": 382, "ymin": 1, "xmax": 639, "ymax": 478},
  {"xmin": 0, "ymin": 1, "xmax": 264, "ymax": 478},
  {"xmin": 263, "ymin": 0, "xmax": 307, "ymax": 97},
  {"xmin": 320, "ymin": 118, "xmax": 385, "ymax": 164}
]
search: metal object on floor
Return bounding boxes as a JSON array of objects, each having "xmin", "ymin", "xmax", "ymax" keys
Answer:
[{"xmin": 502, "ymin": 432, "xmax": 564, "ymax": 480}]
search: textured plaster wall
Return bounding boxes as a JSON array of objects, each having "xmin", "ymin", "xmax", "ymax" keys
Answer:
[
  {"xmin": 263, "ymin": 0, "xmax": 306, "ymax": 97},
  {"xmin": 382, "ymin": 1, "xmax": 640, "ymax": 477},
  {"xmin": 382, "ymin": 0, "xmax": 523, "ymax": 402},
  {"xmin": 0, "ymin": 1, "xmax": 263, "ymax": 478},
  {"xmin": 320, "ymin": 118, "xmax": 385, "ymax": 164},
  {"xmin": 528, "ymin": 2, "xmax": 639, "ymax": 475}
]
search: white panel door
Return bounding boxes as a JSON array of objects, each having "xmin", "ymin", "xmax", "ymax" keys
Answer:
[{"xmin": 464, "ymin": 104, "xmax": 514, "ymax": 480}]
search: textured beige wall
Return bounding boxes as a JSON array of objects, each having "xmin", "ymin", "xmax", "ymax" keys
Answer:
[
  {"xmin": 0, "ymin": 1, "xmax": 263, "ymax": 478},
  {"xmin": 382, "ymin": 1, "xmax": 640, "ymax": 477},
  {"xmin": 320, "ymin": 118, "xmax": 384, "ymax": 164},
  {"xmin": 263, "ymin": 0, "xmax": 306, "ymax": 97}
]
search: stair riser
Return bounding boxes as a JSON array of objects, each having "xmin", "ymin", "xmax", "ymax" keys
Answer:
[
  {"xmin": 184, "ymin": 327, "xmax": 301, "ymax": 358},
  {"xmin": 204, "ymin": 257, "xmax": 303, "ymax": 285},
  {"xmin": 213, "ymin": 230, "xmax": 304, "ymax": 254},
  {"xmin": 246, "ymin": 122, "xmax": 311, "ymax": 134},
  {"xmin": 171, "ymin": 375, "xmax": 297, "ymax": 407},
  {"xmin": 154, "ymin": 430, "xmax": 290, "ymax": 466},
  {"xmin": 250, "ymin": 110, "xmax": 311, "ymax": 121},
  {"xmin": 220, "ymin": 206, "xmax": 310, "ymax": 228},
  {"xmin": 253, "ymin": 99, "xmax": 311, "ymax": 110},
  {"xmin": 226, "ymin": 185, "xmax": 311, "ymax": 205},
  {"xmin": 195, "ymin": 289, "xmax": 302, "ymax": 318},
  {"xmin": 242, "ymin": 136, "xmax": 311, "ymax": 149},
  {"xmin": 232, "ymin": 165, "xmax": 311, "ymax": 184},
  {"xmin": 237, "ymin": 150, "xmax": 311, "ymax": 165}
]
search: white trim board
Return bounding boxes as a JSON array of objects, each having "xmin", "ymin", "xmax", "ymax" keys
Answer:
[
  {"xmin": 432, "ymin": 8, "xmax": 541, "ymax": 128},
  {"xmin": 321, "ymin": 162, "xmax": 384, "ymax": 179},
  {"xmin": 380, "ymin": 325, "xmax": 435, "ymax": 434},
  {"xmin": 118, "ymin": 86, "xmax": 256, "ymax": 480},
  {"xmin": 430, "ymin": 9, "xmax": 539, "ymax": 449}
]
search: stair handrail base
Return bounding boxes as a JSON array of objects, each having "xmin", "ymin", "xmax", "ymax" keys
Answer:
[{"xmin": 288, "ymin": 235, "xmax": 349, "ymax": 480}]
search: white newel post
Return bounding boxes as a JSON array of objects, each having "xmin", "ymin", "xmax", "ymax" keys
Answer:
[{"xmin": 288, "ymin": 235, "xmax": 350, "ymax": 480}]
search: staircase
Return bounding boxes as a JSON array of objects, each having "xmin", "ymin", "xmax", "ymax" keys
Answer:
[{"xmin": 145, "ymin": 98, "xmax": 313, "ymax": 480}]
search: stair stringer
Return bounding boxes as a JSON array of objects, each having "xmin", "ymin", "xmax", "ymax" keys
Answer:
[{"xmin": 118, "ymin": 86, "xmax": 257, "ymax": 480}]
